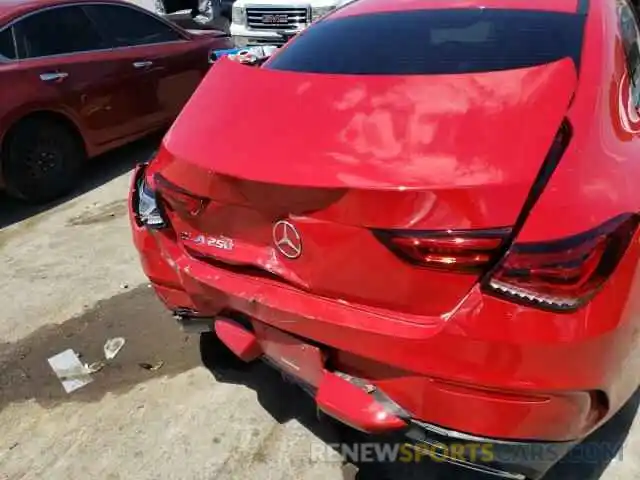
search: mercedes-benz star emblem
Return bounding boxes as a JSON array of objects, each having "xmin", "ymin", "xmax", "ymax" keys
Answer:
[{"xmin": 272, "ymin": 220, "xmax": 302, "ymax": 259}]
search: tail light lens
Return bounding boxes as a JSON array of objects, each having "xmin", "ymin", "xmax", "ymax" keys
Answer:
[
  {"xmin": 135, "ymin": 172, "xmax": 167, "ymax": 229},
  {"xmin": 155, "ymin": 174, "xmax": 209, "ymax": 217},
  {"xmin": 373, "ymin": 228, "xmax": 511, "ymax": 274},
  {"xmin": 483, "ymin": 215, "xmax": 639, "ymax": 311}
]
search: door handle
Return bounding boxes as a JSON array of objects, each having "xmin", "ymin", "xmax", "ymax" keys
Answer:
[
  {"xmin": 133, "ymin": 60, "xmax": 154, "ymax": 69},
  {"xmin": 40, "ymin": 72, "xmax": 68, "ymax": 82}
]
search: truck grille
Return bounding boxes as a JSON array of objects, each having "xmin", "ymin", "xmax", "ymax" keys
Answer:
[{"xmin": 246, "ymin": 6, "xmax": 309, "ymax": 30}]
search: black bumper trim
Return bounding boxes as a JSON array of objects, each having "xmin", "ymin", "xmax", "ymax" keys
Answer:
[{"xmin": 403, "ymin": 420, "xmax": 577, "ymax": 480}]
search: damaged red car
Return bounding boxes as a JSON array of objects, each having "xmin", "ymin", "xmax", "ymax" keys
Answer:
[{"xmin": 130, "ymin": 0, "xmax": 640, "ymax": 478}]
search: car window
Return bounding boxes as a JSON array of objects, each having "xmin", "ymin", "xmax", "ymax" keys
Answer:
[
  {"xmin": 14, "ymin": 6, "xmax": 106, "ymax": 59},
  {"xmin": 266, "ymin": 9, "xmax": 586, "ymax": 75},
  {"xmin": 83, "ymin": 4, "xmax": 183, "ymax": 47},
  {"xmin": 0, "ymin": 28, "xmax": 15, "ymax": 60},
  {"xmin": 617, "ymin": 0, "xmax": 640, "ymax": 107}
]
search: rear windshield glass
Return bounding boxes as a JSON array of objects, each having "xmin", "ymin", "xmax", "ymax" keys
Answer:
[{"xmin": 266, "ymin": 9, "xmax": 585, "ymax": 75}]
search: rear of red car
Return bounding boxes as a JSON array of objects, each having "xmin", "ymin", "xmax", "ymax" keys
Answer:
[{"xmin": 129, "ymin": 2, "xmax": 640, "ymax": 478}]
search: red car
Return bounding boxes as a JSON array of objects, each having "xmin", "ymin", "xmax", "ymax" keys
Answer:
[
  {"xmin": 130, "ymin": 0, "xmax": 640, "ymax": 478},
  {"xmin": 0, "ymin": 0, "xmax": 231, "ymax": 203}
]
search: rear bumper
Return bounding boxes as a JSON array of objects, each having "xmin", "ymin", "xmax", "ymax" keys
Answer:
[
  {"xmin": 132, "ymin": 223, "xmax": 622, "ymax": 427},
  {"xmin": 198, "ymin": 313, "xmax": 577, "ymax": 480},
  {"xmin": 129, "ymin": 165, "xmax": 637, "ymax": 476}
]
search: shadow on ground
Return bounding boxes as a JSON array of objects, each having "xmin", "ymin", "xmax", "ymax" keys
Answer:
[
  {"xmin": 0, "ymin": 133, "xmax": 162, "ymax": 230},
  {"xmin": 200, "ymin": 338, "xmax": 640, "ymax": 480},
  {"xmin": 0, "ymin": 285, "xmax": 199, "ymax": 411}
]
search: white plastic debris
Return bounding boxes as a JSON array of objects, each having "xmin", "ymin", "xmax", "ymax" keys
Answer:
[
  {"xmin": 103, "ymin": 337, "xmax": 126, "ymax": 360},
  {"xmin": 85, "ymin": 361, "xmax": 105, "ymax": 374},
  {"xmin": 47, "ymin": 349, "xmax": 93, "ymax": 393}
]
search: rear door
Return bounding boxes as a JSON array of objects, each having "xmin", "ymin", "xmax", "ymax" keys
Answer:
[
  {"xmin": 6, "ymin": 5, "xmax": 139, "ymax": 146},
  {"xmin": 84, "ymin": 4, "xmax": 209, "ymax": 122}
]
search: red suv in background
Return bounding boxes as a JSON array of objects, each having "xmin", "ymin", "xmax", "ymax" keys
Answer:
[
  {"xmin": 0, "ymin": 0, "xmax": 231, "ymax": 203},
  {"xmin": 131, "ymin": 0, "xmax": 640, "ymax": 478}
]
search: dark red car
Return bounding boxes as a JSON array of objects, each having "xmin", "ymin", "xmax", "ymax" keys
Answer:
[
  {"xmin": 0, "ymin": 0, "xmax": 231, "ymax": 202},
  {"xmin": 130, "ymin": 0, "xmax": 640, "ymax": 478}
]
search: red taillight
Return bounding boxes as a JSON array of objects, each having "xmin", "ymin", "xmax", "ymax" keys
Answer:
[
  {"xmin": 374, "ymin": 228, "xmax": 511, "ymax": 273},
  {"xmin": 154, "ymin": 174, "xmax": 209, "ymax": 217},
  {"xmin": 484, "ymin": 215, "xmax": 639, "ymax": 311}
]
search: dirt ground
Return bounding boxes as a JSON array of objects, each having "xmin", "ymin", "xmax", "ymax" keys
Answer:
[{"xmin": 0, "ymin": 135, "xmax": 639, "ymax": 480}]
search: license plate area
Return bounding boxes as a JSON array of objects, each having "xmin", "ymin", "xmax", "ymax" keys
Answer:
[{"xmin": 252, "ymin": 323, "xmax": 325, "ymax": 387}]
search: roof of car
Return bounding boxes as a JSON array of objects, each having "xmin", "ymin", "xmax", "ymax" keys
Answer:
[
  {"xmin": 0, "ymin": 0, "xmax": 134, "ymax": 25},
  {"xmin": 332, "ymin": 0, "xmax": 586, "ymax": 20}
]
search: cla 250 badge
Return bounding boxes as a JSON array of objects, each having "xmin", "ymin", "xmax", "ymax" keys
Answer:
[{"xmin": 180, "ymin": 232, "xmax": 234, "ymax": 251}]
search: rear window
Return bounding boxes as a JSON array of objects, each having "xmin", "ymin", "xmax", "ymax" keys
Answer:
[{"xmin": 266, "ymin": 9, "xmax": 586, "ymax": 75}]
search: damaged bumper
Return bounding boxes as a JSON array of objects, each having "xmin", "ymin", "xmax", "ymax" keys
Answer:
[
  {"xmin": 177, "ymin": 311, "xmax": 575, "ymax": 480},
  {"xmin": 129, "ymin": 164, "xmax": 615, "ymax": 480},
  {"xmin": 174, "ymin": 309, "xmax": 574, "ymax": 480}
]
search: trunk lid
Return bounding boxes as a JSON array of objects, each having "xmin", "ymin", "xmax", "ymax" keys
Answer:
[{"xmin": 150, "ymin": 58, "xmax": 577, "ymax": 316}]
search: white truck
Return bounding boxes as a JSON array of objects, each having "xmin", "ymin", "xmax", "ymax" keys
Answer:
[{"xmin": 230, "ymin": 0, "xmax": 353, "ymax": 47}]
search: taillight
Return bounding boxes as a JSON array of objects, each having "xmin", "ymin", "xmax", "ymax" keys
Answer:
[
  {"xmin": 155, "ymin": 174, "xmax": 209, "ymax": 217},
  {"xmin": 483, "ymin": 214, "xmax": 639, "ymax": 312},
  {"xmin": 373, "ymin": 228, "xmax": 511, "ymax": 273},
  {"xmin": 134, "ymin": 169, "xmax": 167, "ymax": 229}
]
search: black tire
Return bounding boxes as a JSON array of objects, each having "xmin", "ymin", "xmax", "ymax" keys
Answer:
[{"xmin": 2, "ymin": 117, "xmax": 85, "ymax": 203}]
